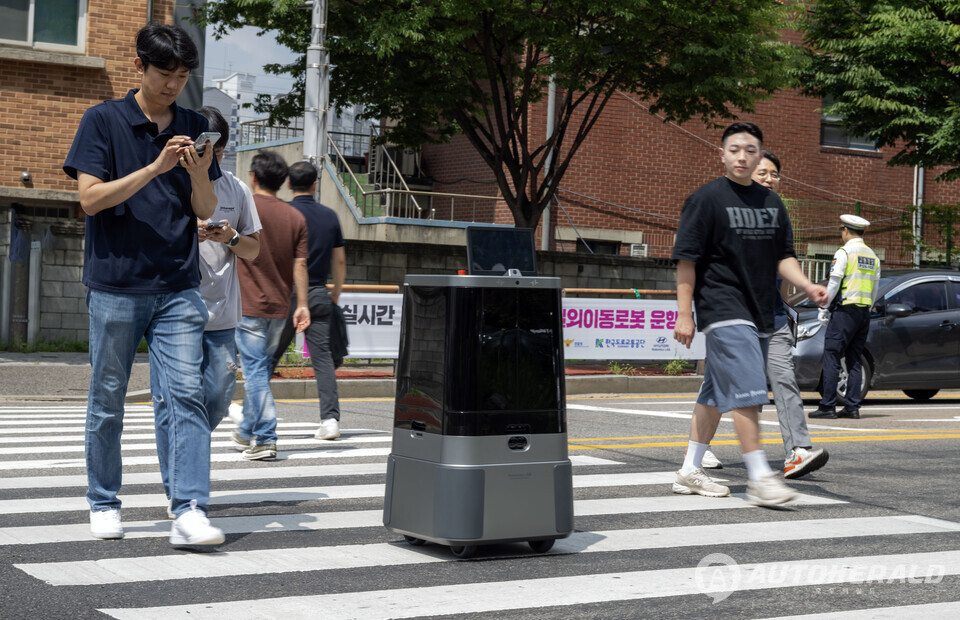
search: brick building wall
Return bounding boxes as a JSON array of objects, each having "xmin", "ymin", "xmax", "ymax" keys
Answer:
[
  {"xmin": 0, "ymin": 1, "xmax": 177, "ymax": 346},
  {"xmin": 420, "ymin": 87, "xmax": 960, "ymax": 267}
]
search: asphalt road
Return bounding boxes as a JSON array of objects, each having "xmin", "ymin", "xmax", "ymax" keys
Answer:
[{"xmin": 1, "ymin": 391, "xmax": 959, "ymax": 619}]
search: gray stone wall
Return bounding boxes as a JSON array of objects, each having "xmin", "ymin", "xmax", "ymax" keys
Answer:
[
  {"xmin": 344, "ymin": 239, "xmax": 677, "ymax": 293},
  {"xmin": 40, "ymin": 222, "xmax": 87, "ymax": 343}
]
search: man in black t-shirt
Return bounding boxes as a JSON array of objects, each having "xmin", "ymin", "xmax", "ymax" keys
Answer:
[{"xmin": 671, "ymin": 122, "xmax": 828, "ymax": 507}]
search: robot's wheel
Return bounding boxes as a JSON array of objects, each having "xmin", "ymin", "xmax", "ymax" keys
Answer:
[
  {"xmin": 403, "ymin": 535, "xmax": 425, "ymax": 546},
  {"xmin": 528, "ymin": 539, "xmax": 555, "ymax": 553},
  {"xmin": 450, "ymin": 545, "xmax": 478, "ymax": 559}
]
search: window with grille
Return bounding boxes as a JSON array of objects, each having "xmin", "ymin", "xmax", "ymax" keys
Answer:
[{"xmin": 820, "ymin": 96, "xmax": 876, "ymax": 150}]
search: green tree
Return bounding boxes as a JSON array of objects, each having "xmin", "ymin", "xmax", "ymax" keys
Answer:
[
  {"xmin": 795, "ymin": 0, "xmax": 960, "ymax": 180},
  {"xmin": 199, "ymin": 0, "xmax": 796, "ymax": 228}
]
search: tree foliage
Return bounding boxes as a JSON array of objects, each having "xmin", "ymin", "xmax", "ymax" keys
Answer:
[
  {"xmin": 198, "ymin": 0, "xmax": 796, "ymax": 228},
  {"xmin": 796, "ymin": 0, "xmax": 960, "ymax": 182}
]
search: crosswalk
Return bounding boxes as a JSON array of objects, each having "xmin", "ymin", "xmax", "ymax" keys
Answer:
[{"xmin": 1, "ymin": 404, "xmax": 960, "ymax": 619}]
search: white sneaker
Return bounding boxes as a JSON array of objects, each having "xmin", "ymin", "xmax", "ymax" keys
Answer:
[
  {"xmin": 683, "ymin": 447, "xmax": 722, "ymax": 469},
  {"xmin": 671, "ymin": 468, "xmax": 730, "ymax": 497},
  {"xmin": 90, "ymin": 509, "xmax": 123, "ymax": 539},
  {"xmin": 746, "ymin": 472, "xmax": 798, "ymax": 507},
  {"xmin": 315, "ymin": 418, "xmax": 340, "ymax": 440},
  {"xmin": 701, "ymin": 449, "xmax": 723, "ymax": 469},
  {"xmin": 170, "ymin": 500, "xmax": 225, "ymax": 547},
  {"xmin": 227, "ymin": 403, "xmax": 244, "ymax": 426},
  {"xmin": 167, "ymin": 498, "xmax": 175, "ymax": 520}
]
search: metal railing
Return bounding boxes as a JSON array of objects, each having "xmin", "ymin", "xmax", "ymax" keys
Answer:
[
  {"xmin": 799, "ymin": 258, "xmax": 833, "ymax": 284},
  {"xmin": 237, "ymin": 121, "xmax": 501, "ymax": 223},
  {"xmin": 328, "ymin": 133, "xmax": 499, "ymax": 222},
  {"xmin": 238, "ymin": 117, "xmax": 304, "ymax": 146}
]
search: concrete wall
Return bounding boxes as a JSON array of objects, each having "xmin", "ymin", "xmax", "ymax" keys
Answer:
[{"xmin": 344, "ymin": 238, "xmax": 675, "ymax": 292}]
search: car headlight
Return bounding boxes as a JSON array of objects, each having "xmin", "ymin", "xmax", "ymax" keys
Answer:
[{"xmin": 796, "ymin": 320, "xmax": 822, "ymax": 341}]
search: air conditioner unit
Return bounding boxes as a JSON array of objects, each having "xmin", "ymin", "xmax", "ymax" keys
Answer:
[{"xmin": 630, "ymin": 243, "xmax": 648, "ymax": 258}]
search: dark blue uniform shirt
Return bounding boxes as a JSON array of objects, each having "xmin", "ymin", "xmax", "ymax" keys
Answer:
[
  {"xmin": 289, "ymin": 195, "xmax": 345, "ymax": 286},
  {"xmin": 63, "ymin": 89, "xmax": 221, "ymax": 294}
]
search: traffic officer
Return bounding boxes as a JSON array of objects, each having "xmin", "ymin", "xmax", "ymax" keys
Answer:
[{"xmin": 809, "ymin": 214, "xmax": 881, "ymax": 420}]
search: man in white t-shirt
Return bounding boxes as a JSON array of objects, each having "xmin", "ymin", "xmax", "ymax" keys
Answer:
[{"xmin": 152, "ymin": 107, "xmax": 262, "ymax": 514}]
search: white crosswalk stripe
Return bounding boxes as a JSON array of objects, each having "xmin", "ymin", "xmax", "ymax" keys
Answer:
[
  {"xmin": 1, "ymin": 404, "xmax": 958, "ymax": 619},
  {"xmin": 96, "ymin": 550, "xmax": 960, "ymax": 620},
  {"xmin": 18, "ymin": 516, "xmax": 956, "ymax": 586}
]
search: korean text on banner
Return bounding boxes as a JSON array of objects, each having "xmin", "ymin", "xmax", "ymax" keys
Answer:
[{"xmin": 561, "ymin": 298, "xmax": 705, "ymax": 360}]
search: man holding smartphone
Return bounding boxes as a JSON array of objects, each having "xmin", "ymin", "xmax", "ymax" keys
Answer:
[{"xmin": 63, "ymin": 23, "xmax": 225, "ymax": 547}]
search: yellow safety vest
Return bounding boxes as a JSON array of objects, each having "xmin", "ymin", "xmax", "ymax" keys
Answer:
[{"xmin": 840, "ymin": 242, "xmax": 879, "ymax": 306}]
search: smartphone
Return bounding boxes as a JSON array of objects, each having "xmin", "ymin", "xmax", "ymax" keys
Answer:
[
  {"xmin": 204, "ymin": 221, "xmax": 226, "ymax": 230},
  {"xmin": 193, "ymin": 131, "xmax": 221, "ymax": 156}
]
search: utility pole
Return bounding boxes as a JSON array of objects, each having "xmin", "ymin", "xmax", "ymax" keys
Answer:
[
  {"xmin": 540, "ymin": 72, "xmax": 556, "ymax": 251},
  {"xmin": 303, "ymin": 0, "xmax": 329, "ymax": 186}
]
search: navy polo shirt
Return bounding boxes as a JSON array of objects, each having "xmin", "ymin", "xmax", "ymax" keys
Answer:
[
  {"xmin": 63, "ymin": 89, "xmax": 221, "ymax": 294},
  {"xmin": 289, "ymin": 195, "xmax": 345, "ymax": 286}
]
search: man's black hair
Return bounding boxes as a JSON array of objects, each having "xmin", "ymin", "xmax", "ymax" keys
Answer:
[
  {"xmin": 762, "ymin": 150, "xmax": 781, "ymax": 173},
  {"xmin": 288, "ymin": 161, "xmax": 319, "ymax": 192},
  {"xmin": 250, "ymin": 151, "xmax": 289, "ymax": 192},
  {"xmin": 197, "ymin": 106, "xmax": 229, "ymax": 150},
  {"xmin": 136, "ymin": 23, "xmax": 199, "ymax": 71},
  {"xmin": 721, "ymin": 122, "xmax": 763, "ymax": 146}
]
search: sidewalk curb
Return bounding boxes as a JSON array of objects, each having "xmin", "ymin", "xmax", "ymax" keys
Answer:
[
  {"xmin": 0, "ymin": 374, "xmax": 703, "ymax": 403},
  {"xmin": 244, "ymin": 374, "xmax": 704, "ymax": 401}
]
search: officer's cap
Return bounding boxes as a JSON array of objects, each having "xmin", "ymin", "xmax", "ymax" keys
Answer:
[{"xmin": 840, "ymin": 214, "xmax": 870, "ymax": 231}]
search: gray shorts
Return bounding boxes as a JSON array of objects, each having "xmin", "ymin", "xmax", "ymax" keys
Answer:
[{"xmin": 697, "ymin": 324, "xmax": 770, "ymax": 414}]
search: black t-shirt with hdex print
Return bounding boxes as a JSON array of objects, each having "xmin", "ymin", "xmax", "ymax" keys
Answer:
[{"xmin": 671, "ymin": 176, "xmax": 795, "ymax": 335}]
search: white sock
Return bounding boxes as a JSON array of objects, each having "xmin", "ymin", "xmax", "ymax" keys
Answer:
[
  {"xmin": 743, "ymin": 449, "xmax": 774, "ymax": 481},
  {"xmin": 680, "ymin": 441, "xmax": 710, "ymax": 475}
]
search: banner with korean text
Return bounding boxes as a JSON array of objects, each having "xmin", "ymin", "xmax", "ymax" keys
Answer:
[
  {"xmin": 312, "ymin": 293, "xmax": 704, "ymax": 361},
  {"xmin": 339, "ymin": 292, "xmax": 404, "ymax": 358},
  {"xmin": 561, "ymin": 297, "xmax": 705, "ymax": 360}
]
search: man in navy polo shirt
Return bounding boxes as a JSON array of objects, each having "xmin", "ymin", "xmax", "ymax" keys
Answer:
[
  {"xmin": 276, "ymin": 161, "xmax": 346, "ymax": 441},
  {"xmin": 63, "ymin": 23, "xmax": 225, "ymax": 547}
]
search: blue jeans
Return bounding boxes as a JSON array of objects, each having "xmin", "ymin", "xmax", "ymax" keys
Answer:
[
  {"xmin": 236, "ymin": 316, "xmax": 287, "ymax": 445},
  {"xmin": 153, "ymin": 328, "xmax": 237, "ymax": 499},
  {"xmin": 86, "ymin": 288, "xmax": 211, "ymax": 516}
]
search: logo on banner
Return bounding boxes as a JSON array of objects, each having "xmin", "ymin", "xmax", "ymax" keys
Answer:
[
  {"xmin": 652, "ymin": 336, "xmax": 671, "ymax": 352},
  {"xmin": 563, "ymin": 339, "xmax": 575, "ymax": 348}
]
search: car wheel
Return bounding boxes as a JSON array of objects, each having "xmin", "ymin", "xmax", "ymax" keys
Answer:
[
  {"xmin": 836, "ymin": 355, "xmax": 871, "ymax": 405},
  {"xmin": 903, "ymin": 389, "xmax": 939, "ymax": 401}
]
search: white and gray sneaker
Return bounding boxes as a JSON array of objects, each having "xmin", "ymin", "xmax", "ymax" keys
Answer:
[
  {"xmin": 90, "ymin": 508, "xmax": 123, "ymax": 539},
  {"xmin": 315, "ymin": 418, "xmax": 340, "ymax": 441},
  {"xmin": 170, "ymin": 500, "xmax": 225, "ymax": 547},
  {"xmin": 672, "ymin": 468, "xmax": 730, "ymax": 497},
  {"xmin": 227, "ymin": 402, "xmax": 244, "ymax": 426},
  {"xmin": 746, "ymin": 472, "xmax": 798, "ymax": 507},
  {"xmin": 701, "ymin": 449, "xmax": 723, "ymax": 469}
]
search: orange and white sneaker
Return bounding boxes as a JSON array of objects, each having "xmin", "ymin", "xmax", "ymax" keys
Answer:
[{"xmin": 784, "ymin": 447, "xmax": 829, "ymax": 480}]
